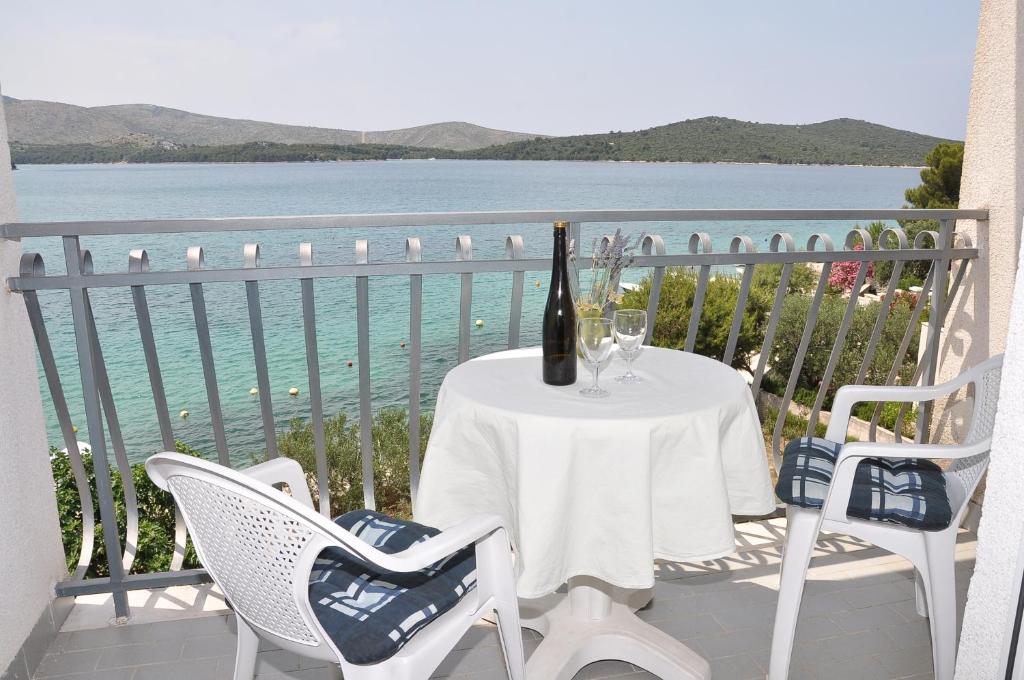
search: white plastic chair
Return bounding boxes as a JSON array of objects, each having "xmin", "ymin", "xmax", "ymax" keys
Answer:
[
  {"xmin": 768, "ymin": 354, "xmax": 1003, "ymax": 680},
  {"xmin": 146, "ymin": 453, "xmax": 525, "ymax": 680}
]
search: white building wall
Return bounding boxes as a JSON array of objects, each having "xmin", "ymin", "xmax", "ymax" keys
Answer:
[
  {"xmin": 937, "ymin": 0, "xmax": 1023, "ymax": 439},
  {"xmin": 0, "ymin": 88, "xmax": 68, "ymax": 673},
  {"xmin": 952, "ymin": 0, "xmax": 1024, "ymax": 675}
]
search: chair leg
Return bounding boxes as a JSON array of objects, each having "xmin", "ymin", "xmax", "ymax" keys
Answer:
[
  {"xmin": 494, "ymin": 598, "xmax": 526, "ymax": 680},
  {"xmin": 233, "ymin": 617, "xmax": 259, "ymax": 680},
  {"xmin": 768, "ymin": 507, "xmax": 820, "ymax": 680},
  {"xmin": 914, "ymin": 569, "xmax": 928, "ymax": 618},
  {"xmin": 922, "ymin": 533, "xmax": 958, "ymax": 680},
  {"xmin": 477, "ymin": 529, "xmax": 526, "ymax": 680}
]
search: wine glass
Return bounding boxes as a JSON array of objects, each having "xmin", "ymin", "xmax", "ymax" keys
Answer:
[
  {"xmin": 578, "ymin": 317, "xmax": 614, "ymax": 398},
  {"xmin": 613, "ymin": 309, "xmax": 647, "ymax": 384}
]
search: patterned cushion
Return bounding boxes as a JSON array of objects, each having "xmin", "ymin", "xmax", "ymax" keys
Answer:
[
  {"xmin": 308, "ymin": 510, "xmax": 476, "ymax": 665},
  {"xmin": 775, "ymin": 437, "xmax": 952, "ymax": 531}
]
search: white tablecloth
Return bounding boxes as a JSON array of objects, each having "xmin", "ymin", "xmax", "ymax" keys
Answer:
[{"xmin": 415, "ymin": 347, "xmax": 775, "ymax": 598}]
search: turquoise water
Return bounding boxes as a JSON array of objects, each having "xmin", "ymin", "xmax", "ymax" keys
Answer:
[{"xmin": 13, "ymin": 160, "xmax": 920, "ymax": 462}]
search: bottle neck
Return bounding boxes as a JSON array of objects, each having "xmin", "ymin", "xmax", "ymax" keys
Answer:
[{"xmin": 552, "ymin": 227, "xmax": 568, "ymax": 266}]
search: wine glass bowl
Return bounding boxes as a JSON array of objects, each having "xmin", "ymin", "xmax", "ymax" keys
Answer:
[
  {"xmin": 613, "ymin": 309, "xmax": 647, "ymax": 384},
  {"xmin": 578, "ymin": 317, "xmax": 614, "ymax": 398}
]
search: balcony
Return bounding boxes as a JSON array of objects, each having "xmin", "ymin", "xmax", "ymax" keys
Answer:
[{"xmin": 0, "ymin": 208, "xmax": 989, "ymax": 679}]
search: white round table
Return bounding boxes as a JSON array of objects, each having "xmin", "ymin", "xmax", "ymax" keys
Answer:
[{"xmin": 415, "ymin": 347, "xmax": 775, "ymax": 679}]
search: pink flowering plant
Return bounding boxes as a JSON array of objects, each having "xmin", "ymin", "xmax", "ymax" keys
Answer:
[{"xmin": 828, "ymin": 244, "xmax": 873, "ymax": 292}]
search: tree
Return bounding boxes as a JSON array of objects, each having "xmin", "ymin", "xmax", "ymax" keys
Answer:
[
  {"xmin": 872, "ymin": 142, "xmax": 964, "ymax": 287},
  {"xmin": 905, "ymin": 142, "xmax": 963, "ymax": 210}
]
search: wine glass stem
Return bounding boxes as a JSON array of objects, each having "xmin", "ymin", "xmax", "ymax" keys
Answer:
[
  {"xmin": 625, "ymin": 351, "xmax": 635, "ymax": 378},
  {"xmin": 591, "ymin": 364, "xmax": 600, "ymax": 390}
]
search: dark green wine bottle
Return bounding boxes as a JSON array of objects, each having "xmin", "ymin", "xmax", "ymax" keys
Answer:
[{"xmin": 542, "ymin": 221, "xmax": 577, "ymax": 385}]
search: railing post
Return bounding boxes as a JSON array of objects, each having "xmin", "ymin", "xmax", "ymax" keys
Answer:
[
  {"xmin": 243, "ymin": 243, "xmax": 278, "ymax": 459},
  {"xmin": 505, "ymin": 235, "xmax": 525, "ymax": 350},
  {"xmin": 683, "ymin": 233, "xmax": 713, "ymax": 353},
  {"xmin": 299, "ymin": 243, "xmax": 331, "ymax": 516},
  {"xmin": 722, "ymin": 236, "xmax": 756, "ymax": 365},
  {"xmin": 62, "ymin": 235, "xmax": 131, "ymax": 621},
  {"xmin": 456, "ymin": 235, "xmax": 473, "ymax": 364},
  {"xmin": 918, "ymin": 218, "xmax": 953, "ymax": 440},
  {"xmin": 355, "ymin": 239, "xmax": 376, "ymax": 510},
  {"xmin": 641, "ymin": 235, "xmax": 667, "ymax": 344},
  {"xmin": 187, "ymin": 246, "xmax": 231, "ymax": 465},
  {"xmin": 406, "ymin": 238, "xmax": 424, "ymax": 506}
]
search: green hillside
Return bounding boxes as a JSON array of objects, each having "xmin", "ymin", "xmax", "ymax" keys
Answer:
[
  {"xmin": 462, "ymin": 117, "xmax": 954, "ymax": 166},
  {"xmin": 9, "ymin": 141, "xmax": 457, "ymax": 164},
  {"xmin": 9, "ymin": 116, "xmax": 956, "ymax": 167}
]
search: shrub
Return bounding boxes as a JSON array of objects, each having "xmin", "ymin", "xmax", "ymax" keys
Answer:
[
  {"xmin": 273, "ymin": 408, "xmax": 432, "ymax": 519},
  {"xmin": 765, "ymin": 292, "xmax": 919, "ymax": 409},
  {"xmin": 828, "ymin": 244, "xmax": 872, "ymax": 292},
  {"xmin": 622, "ymin": 263, "xmax": 816, "ymax": 372},
  {"xmin": 853, "ymin": 401, "xmax": 919, "ymax": 439},
  {"xmin": 53, "ymin": 409, "xmax": 429, "ymax": 576},
  {"xmin": 54, "ymin": 441, "xmax": 202, "ymax": 578}
]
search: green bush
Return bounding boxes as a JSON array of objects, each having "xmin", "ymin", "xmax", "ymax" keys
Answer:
[
  {"xmin": 272, "ymin": 408, "xmax": 432, "ymax": 519},
  {"xmin": 853, "ymin": 401, "xmax": 919, "ymax": 439},
  {"xmin": 54, "ymin": 441, "xmax": 202, "ymax": 578},
  {"xmin": 765, "ymin": 293, "xmax": 919, "ymax": 409},
  {"xmin": 53, "ymin": 409, "xmax": 429, "ymax": 576},
  {"xmin": 621, "ymin": 263, "xmax": 816, "ymax": 372}
]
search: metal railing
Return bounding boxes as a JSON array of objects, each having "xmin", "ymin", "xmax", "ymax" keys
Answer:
[{"xmin": 1, "ymin": 208, "xmax": 984, "ymax": 619}]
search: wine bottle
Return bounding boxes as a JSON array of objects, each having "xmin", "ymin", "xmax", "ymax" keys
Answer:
[{"xmin": 542, "ymin": 221, "xmax": 577, "ymax": 385}]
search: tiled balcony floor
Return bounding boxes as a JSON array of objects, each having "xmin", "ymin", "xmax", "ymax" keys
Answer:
[{"xmin": 31, "ymin": 519, "xmax": 976, "ymax": 680}]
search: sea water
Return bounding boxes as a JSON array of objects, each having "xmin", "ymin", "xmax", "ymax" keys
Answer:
[{"xmin": 12, "ymin": 160, "xmax": 920, "ymax": 461}]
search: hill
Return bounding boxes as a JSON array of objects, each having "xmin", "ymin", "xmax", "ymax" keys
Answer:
[
  {"xmin": 2, "ymin": 96, "xmax": 539, "ymax": 151},
  {"xmin": 5, "ymin": 96, "xmax": 958, "ymax": 166},
  {"xmin": 463, "ymin": 117, "xmax": 955, "ymax": 166},
  {"xmin": 8, "ymin": 140, "xmax": 458, "ymax": 164}
]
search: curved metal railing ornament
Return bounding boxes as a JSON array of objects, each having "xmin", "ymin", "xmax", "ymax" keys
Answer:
[
  {"xmin": 21, "ymin": 252, "xmax": 96, "ymax": 580},
  {"xmin": 640, "ymin": 234, "xmax": 667, "ymax": 343},
  {"xmin": 722, "ymin": 235, "xmax": 757, "ymax": 366}
]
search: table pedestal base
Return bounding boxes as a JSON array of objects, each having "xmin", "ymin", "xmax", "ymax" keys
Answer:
[{"xmin": 519, "ymin": 576, "xmax": 710, "ymax": 680}]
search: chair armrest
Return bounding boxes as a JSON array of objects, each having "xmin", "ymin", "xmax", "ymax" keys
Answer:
[
  {"xmin": 821, "ymin": 440, "xmax": 990, "ymax": 524},
  {"xmin": 361, "ymin": 514, "xmax": 506, "ymax": 574},
  {"xmin": 825, "ymin": 378, "xmax": 976, "ymax": 442},
  {"xmin": 241, "ymin": 458, "xmax": 315, "ymax": 510}
]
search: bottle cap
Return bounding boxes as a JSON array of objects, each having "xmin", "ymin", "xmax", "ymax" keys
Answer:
[{"xmin": 554, "ymin": 221, "xmax": 569, "ymax": 229}]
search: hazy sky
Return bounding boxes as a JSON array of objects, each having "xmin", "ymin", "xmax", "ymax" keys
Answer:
[{"xmin": 0, "ymin": 1, "xmax": 980, "ymax": 139}]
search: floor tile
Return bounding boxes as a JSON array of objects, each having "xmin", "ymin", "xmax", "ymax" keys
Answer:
[{"xmin": 28, "ymin": 521, "xmax": 972, "ymax": 680}]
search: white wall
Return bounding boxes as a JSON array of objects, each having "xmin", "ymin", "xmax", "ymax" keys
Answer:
[
  {"xmin": 936, "ymin": 0, "xmax": 1023, "ymax": 440},
  {"xmin": 951, "ymin": 1, "xmax": 1024, "ymax": 675},
  {"xmin": 957, "ymin": 219, "xmax": 1024, "ymax": 676},
  {"xmin": 0, "ymin": 87, "xmax": 68, "ymax": 670}
]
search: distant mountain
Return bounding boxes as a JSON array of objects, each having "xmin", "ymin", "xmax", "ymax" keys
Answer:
[
  {"xmin": 8, "ymin": 140, "xmax": 460, "ymax": 164},
  {"xmin": 4, "ymin": 95, "xmax": 957, "ymax": 166},
  {"xmin": 1, "ymin": 96, "xmax": 540, "ymax": 151},
  {"xmin": 463, "ymin": 116, "xmax": 956, "ymax": 166}
]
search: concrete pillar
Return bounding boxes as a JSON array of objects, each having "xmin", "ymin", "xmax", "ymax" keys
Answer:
[
  {"xmin": 0, "ymin": 87, "xmax": 69, "ymax": 678},
  {"xmin": 935, "ymin": 0, "xmax": 1023, "ymax": 441}
]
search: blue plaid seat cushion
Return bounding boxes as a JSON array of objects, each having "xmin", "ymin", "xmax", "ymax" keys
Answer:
[
  {"xmin": 775, "ymin": 437, "xmax": 952, "ymax": 531},
  {"xmin": 308, "ymin": 510, "xmax": 476, "ymax": 665}
]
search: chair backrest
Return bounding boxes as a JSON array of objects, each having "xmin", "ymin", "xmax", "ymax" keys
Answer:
[
  {"xmin": 147, "ymin": 454, "xmax": 332, "ymax": 646},
  {"xmin": 949, "ymin": 354, "xmax": 1005, "ymax": 497}
]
